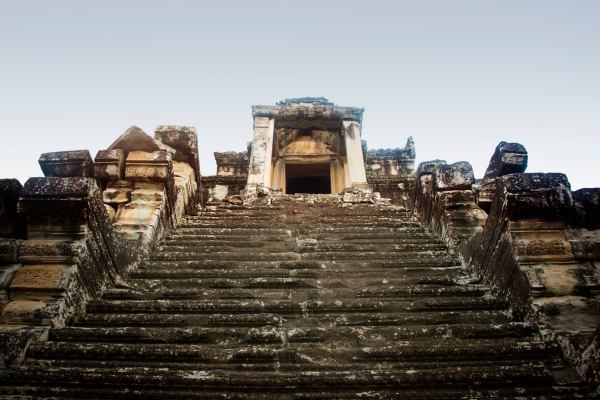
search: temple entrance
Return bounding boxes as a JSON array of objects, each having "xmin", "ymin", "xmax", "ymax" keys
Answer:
[{"xmin": 285, "ymin": 163, "xmax": 331, "ymax": 194}]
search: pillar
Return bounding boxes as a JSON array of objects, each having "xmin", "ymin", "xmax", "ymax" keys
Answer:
[
  {"xmin": 272, "ymin": 160, "xmax": 286, "ymax": 192},
  {"xmin": 330, "ymin": 160, "xmax": 345, "ymax": 194},
  {"xmin": 342, "ymin": 121, "xmax": 368, "ymax": 187},
  {"xmin": 247, "ymin": 117, "xmax": 275, "ymax": 187}
]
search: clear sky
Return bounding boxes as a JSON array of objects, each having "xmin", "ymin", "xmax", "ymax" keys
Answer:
[{"xmin": 1, "ymin": 1, "xmax": 598, "ymax": 190}]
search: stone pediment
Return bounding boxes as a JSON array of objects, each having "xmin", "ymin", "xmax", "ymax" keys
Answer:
[{"xmin": 279, "ymin": 136, "xmax": 336, "ymax": 157}]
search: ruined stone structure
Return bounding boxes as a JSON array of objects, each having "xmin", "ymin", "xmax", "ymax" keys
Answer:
[{"xmin": 1, "ymin": 98, "xmax": 599, "ymax": 398}]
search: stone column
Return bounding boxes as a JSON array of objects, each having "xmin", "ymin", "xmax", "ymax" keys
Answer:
[
  {"xmin": 272, "ymin": 160, "xmax": 286, "ymax": 191},
  {"xmin": 342, "ymin": 121, "xmax": 368, "ymax": 187},
  {"xmin": 330, "ymin": 160, "xmax": 345, "ymax": 194},
  {"xmin": 342, "ymin": 157, "xmax": 352, "ymax": 189},
  {"xmin": 247, "ymin": 117, "xmax": 275, "ymax": 187}
]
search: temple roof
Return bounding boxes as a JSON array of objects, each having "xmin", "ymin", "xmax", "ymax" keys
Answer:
[{"xmin": 252, "ymin": 98, "xmax": 364, "ymax": 123}]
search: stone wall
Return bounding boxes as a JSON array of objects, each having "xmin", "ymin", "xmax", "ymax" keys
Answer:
[
  {"xmin": 412, "ymin": 141, "xmax": 600, "ymax": 391},
  {"xmin": 365, "ymin": 137, "xmax": 416, "ymax": 207},
  {"xmin": 0, "ymin": 125, "xmax": 200, "ymax": 365}
]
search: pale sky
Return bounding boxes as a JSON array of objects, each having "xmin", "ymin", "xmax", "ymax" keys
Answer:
[{"xmin": 1, "ymin": 1, "xmax": 598, "ymax": 190}]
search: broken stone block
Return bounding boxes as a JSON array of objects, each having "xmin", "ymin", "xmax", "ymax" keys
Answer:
[
  {"xmin": 114, "ymin": 203, "xmax": 162, "ymax": 235},
  {"xmin": 483, "ymin": 142, "xmax": 528, "ymax": 181},
  {"xmin": 226, "ymin": 195, "xmax": 243, "ymax": 205},
  {"xmin": 433, "ymin": 162, "xmax": 474, "ymax": 191},
  {"xmin": 107, "ymin": 126, "xmax": 175, "ymax": 157},
  {"xmin": 104, "ymin": 204, "xmax": 116, "ymax": 223},
  {"xmin": 173, "ymin": 161, "xmax": 196, "ymax": 207},
  {"xmin": 9, "ymin": 264, "xmax": 75, "ymax": 300},
  {"xmin": 94, "ymin": 149, "xmax": 125, "ymax": 182},
  {"xmin": 0, "ymin": 179, "xmax": 25, "ymax": 239},
  {"xmin": 154, "ymin": 126, "xmax": 201, "ymax": 187},
  {"xmin": 571, "ymin": 188, "xmax": 600, "ymax": 231},
  {"xmin": 131, "ymin": 181, "xmax": 166, "ymax": 203},
  {"xmin": 500, "ymin": 173, "xmax": 572, "ymax": 221},
  {"xmin": 416, "ymin": 160, "xmax": 447, "ymax": 177},
  {"xmin": 38, "ymin": 150, "xmax": 94, "ymax": 178},
  {"xmin": 214, "ymin": 152, "xmax": 249, "ymax": 177},
  {"xmin": 0, "ymin": 264, "xmax": 21, "ymax": 302},
  {"xmin": 473, "ymin": 178, "xmax": 500, "ymax": 214},
  {"xmin": 102, "ymin": 180, "xmax": 134, "ymax": 205},
  {"xmin": 125, "ymin": 151, "xmax": 172, "ymax": 182},
  {"xmin": 342, "ymin": 187, "xmax": 375, "ymax": 203}
]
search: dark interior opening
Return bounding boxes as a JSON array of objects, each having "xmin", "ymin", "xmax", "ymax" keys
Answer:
[{"xmin": 286, "ymin": 163, "xmax": 331, "ymax": 195}]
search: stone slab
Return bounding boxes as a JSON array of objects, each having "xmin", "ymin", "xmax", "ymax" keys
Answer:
[{"xmin": 38, "ymin": 150, "xmax": 94, "ymax": 178}]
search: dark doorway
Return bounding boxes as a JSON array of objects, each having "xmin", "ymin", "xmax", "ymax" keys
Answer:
[{"xmin": 286, "ymin": 163, "xmax": 331, "ymax": 194}]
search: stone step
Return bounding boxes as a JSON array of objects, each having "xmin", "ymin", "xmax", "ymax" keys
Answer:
[
  {"xmin": 46, "ymin": 323, "xmax": 537, "ymax": 346},
  {"xmin": 301, "ymin": 250, "xmax": 453, "ymax": 261},
  {"xmin": 69, "ymin": 310, "xmax": 512, "ymax": 328},
  {"xmin": 142, "ymin": 258, "xmax": 461, "ymax": 271},
  {"xmin": 87, "ymin": 297, "xmax": 509, "ymax": 315},
  {"xmin": 103, "ymin": 283, "xmax": 490, "ymax": 301},
  {"xmin": 26, "ymin": 341, "xmax": 561, "ymax": 370},
  {"xmin": 149, "ymin": 251, "xmax": 302, "ymax": 261},
  {"xmin": 1, "ymin": 365, "xmax": 579, "ymax": 399},
  {"xmin": 156, "ymin": 243, "xmax": 298, "ymax": 253},
  {"xmin": 176, "ymin": 227, "xmax": 293, "ymax": 235}
]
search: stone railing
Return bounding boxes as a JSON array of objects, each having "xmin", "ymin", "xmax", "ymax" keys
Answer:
[
  {"xmin": 0, "ymin": 125, "xmax": 200, "ymax": 366},
  {"xmin": 412, "ymin": 142, "xmax": 600, "ymax": 391}
]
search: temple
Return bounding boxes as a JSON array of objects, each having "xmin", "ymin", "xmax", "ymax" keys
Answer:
[{"xmin": 0, "ymin": 98, "xmax": 599, "ymax": 398}]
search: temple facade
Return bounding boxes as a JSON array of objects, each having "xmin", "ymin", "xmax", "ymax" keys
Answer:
[{"xmin": 1, "ymin": 98, "xmax": 600, "ymax": 397}]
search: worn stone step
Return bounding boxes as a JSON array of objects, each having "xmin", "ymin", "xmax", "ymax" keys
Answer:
[
  {"xmin": 317, "ymin": 232, "xmax": 438, "ymax": 240},
  {"xmin": 301, "ymin": 250, "xmax": 453, "ymax": 260},
  {"xmin": 307, "ymin": 243, "xmax": 447, "ymax": 252},
  {"xmin": 87, "ymin": 297, "xmax": 509, "ymax": 315},
  {"xmin": 163, "ymin": 237, "xmax": 296, "ymax": 246},
  {"xmin": 130, "ymin": 269, "xmax": 318, "ymax": 280},
  {"xmin": 149, "ymin": 251, "xmax": 302, "ymax": 261},
  {"xmin": 176, "ymin": 227, "xmax": 293, "ymax": 235},
  {"xmin": 45, "ymin": 323, "xmax": 536, "ymax": 347},
  {"xmin": 156, "ymin": 243, "xmax": 298, "ymax": 253},
  {"xmin": 69, "ymin": 310, "xmax": 511, "ymax": 328},
  {"xmin": 26, "ymin": 341, "xmax": 561, "ymax": 371},
  {"xmin": 166, "ymin": 231, "xmax": 294, "ymax": 240},
  {"xmin": 103, "ymin": 283, "xmax": 490, "ymax": 302},
  {"xmin": 142, "ymin": 260, "xmax": 325, "ymax": 270},
  {"xmin": 0, "ymin": 365, "xmax": 566, "ymax": 395}
]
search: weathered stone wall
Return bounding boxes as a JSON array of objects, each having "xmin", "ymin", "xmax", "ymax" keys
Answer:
[
  {"xmin": 412, "ymin": 141, "xmax": 600, "ymax": 391},
  {"xmin": 364, "ymin": 137, "xmax": 416, "ymax": 207},
  {"xmin": 0, "ymin": 125, "xmax": 200, "ymax": 366},
  {"xmin": 201, "ymin": 175, "xmax": 247, "ymax": 203}
]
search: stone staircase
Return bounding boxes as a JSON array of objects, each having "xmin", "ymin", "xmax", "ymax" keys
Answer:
[{"xmin": 0, "ymin": 197, "xmax": 592, "ymax": 399}]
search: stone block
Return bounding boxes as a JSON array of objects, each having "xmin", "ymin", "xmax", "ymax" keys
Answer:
[
  {"xmin": 154, "ymin": 126, "xmax": 201, "ymax": 187},
  {"xmin": 115, "ymin": 202, "xmax": 162, "ymax": 230},
  {"xmin": 131, "ymin": 181, "xmax": 166, "ymax": 203},
  {"xmin": 433, "ymin": 162, "xmax": 474, "ymax": 191},
  {"xmin": 104, "ymin": 204, "xmax": 116, "ymax": 223},
  {"xmin": 173, "ymin": 161, "xmax": 196, "ymax": 206},
  {"xmin": 38, "ymin": 150, "xmax": 94, "ymax": 178},
  {"xmin": 483, "ymin": 141, "xmax": 528, "ymax": 181},
  {"xmin": 0, "ymin": 179, "xmax": 25, "ymax": 239},
  {"xmin": 416, "ymin": 160, "xmax": 447, "ymax": 177},
  {"xmin": 342, "ymin": 187, "xmax": 375, "ymax": 203},
  {"xmin": 94, "ymin": 149, "xmax": 125, "ymax": 182},
  {"xmin": 125, "ymin": 151, "xmax": 172, "ymax": 182},
  {"xmin": 0, "ymin": 264, "xmax": 21, "ymax": 301},
  {"xmin": 499, "ymin": 173, "xmax": 573, "ymax": 221},
  {"xmin": 9, "ymin": 265, "xmax": 75, "ymax": 299},
  {"xmin": 103, "ymin": 180, "xmax": 134, "ymax": 205},
  {"xmin": 571, "ymin": 188, "xmax": 600, "ymax": 231},
  {"xmin": 0, "ymin": 239, "xmax": 22, "ymax": 265},
  {"xmin": 108, "ymin": 126, "xmax": 175, "ymax": 157}
]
